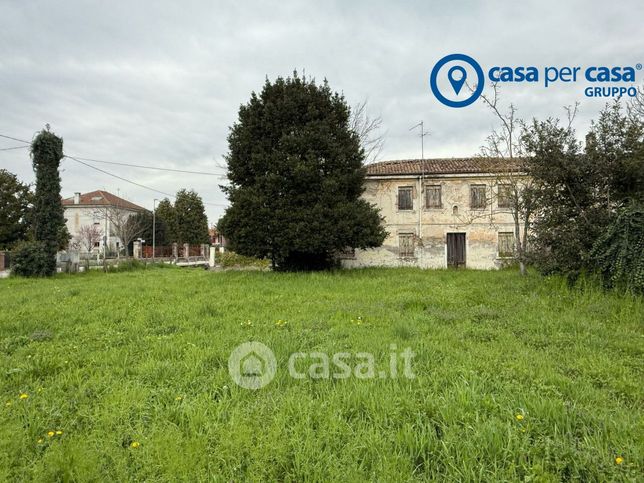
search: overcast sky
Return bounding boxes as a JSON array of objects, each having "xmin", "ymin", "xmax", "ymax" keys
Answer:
[{"xmin": 1, "ymin": 0, "xmax": 643, "ymax": 222}]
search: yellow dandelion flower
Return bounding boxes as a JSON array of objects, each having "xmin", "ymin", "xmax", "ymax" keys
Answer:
[
  {"xmin": 130, "ymin": 441, "xmax": 140, "ymax": 448},
  {"xmin": 55, "ymin": 430, "xmax": 63, "ymax": 435},
  {"xmin": 175, "ymin": 396, "xmax": 183, "ymax": 401},
  {"xmin": 47, "ymin": 431, "xmax": 55, "ymax": 437},
  {"xmin": 37, "ymin": 438, "xmax": 44, "ymax": 444},
  {"xmin": 515, "ymin": 414, "xmax": 524, "ymax": 421},
  {"xmin": 615, "ymin": 456, "xmax": 624, "ymax": 465},
  {"xmin": 19, "ymin": 393, "xmax": 29, "ymax": 400}
]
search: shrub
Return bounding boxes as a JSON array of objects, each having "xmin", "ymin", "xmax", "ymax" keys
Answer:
[
  {"xmin": 104, "ymin": 260, "xmax": 176, "ymax": 273},
  {"xmin": 11, "ymin": 241, "xmax": 55, "ymax": 277},
  {"xmin": 216, "ymin": 251, "xmax": 270, "ymax": 270},
  {"xmin": 106, "ymin": 259, "xmax": 146, "ymax": 273},
  {"xmin": 590, "ymin": 203, "xmax": 644, "ymax": 294}
]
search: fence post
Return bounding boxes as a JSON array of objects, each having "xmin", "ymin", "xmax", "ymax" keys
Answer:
[
  {"xmin": 172, "ymin": 243, "xmax": 178, "ymax": 259},
  {"xmin": 133, "ymin": 241, "xmax": 142, "ymax": 259},
  {"xmin": 183, "ymin": 243, "xmax": 189, "ymax": 258},
  {"xmin": 0, "ymin": 251, "xmax": 5, "ymax": 271},
  {"xmin": 209, "ymin": 245, "xmax": 216, "ymax": 267}
]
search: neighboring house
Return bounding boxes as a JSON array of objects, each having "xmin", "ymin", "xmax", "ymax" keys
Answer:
[
  {"xmin": 62, "ymin": 190, "xmax": 147, "ymax": 253},
  {"xmin": 209, "ymin": 225, "xmax": 227, "ymax": 247},
  {"xmin": 342, "ymin": 158, "xmax": 526, "ymax": 270}
]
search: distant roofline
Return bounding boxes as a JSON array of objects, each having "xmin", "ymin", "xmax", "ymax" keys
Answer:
[
  {"xmin": 365, "ymin": 157, "xmax": 524, "ymax": 177},
  {"xmin": 62, "ymin": 190, "xmax": 147, "ymax": 211}
]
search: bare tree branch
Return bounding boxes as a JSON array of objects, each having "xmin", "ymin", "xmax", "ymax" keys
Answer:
[
  {"xmin": 73, "ymin": 224, "xmax": 102, "ymax": 252},
  {"xmin": 92, "ymin": 204, "xmax": 147, "ymax": 257},
  {"xmin": 468, "ymin": 82, "xmax": 533, "ymax": 275},
  {"xmin": 627, "ymin": 82, "xmax": 644, "ymax": 121},
  {"xmin": 564, "ymin": 102, "xmax": 580, "ymax": 130},
  {"xmin": 350, "ymin": 99, "xmax": 386, "ymax": 164}
]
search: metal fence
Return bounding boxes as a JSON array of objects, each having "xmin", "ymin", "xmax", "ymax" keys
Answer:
[{"xmin": 142, "ymin": 246, "xmax": 175, "ymax": 258}]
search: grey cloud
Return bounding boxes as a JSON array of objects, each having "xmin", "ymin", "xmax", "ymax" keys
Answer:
[{"xmin": 1, "ymin": 0, "xmax": 643, "ymax": 221}]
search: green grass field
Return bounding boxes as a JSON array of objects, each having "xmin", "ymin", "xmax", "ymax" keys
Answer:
[{"xmin": 0, "ymin": 267, "xmax": 642, "ymax": 481}]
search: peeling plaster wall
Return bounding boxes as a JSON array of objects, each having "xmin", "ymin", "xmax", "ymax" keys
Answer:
[{"xmin": 343, "ymin": 175, "xmax": 524, "ymax": 270}]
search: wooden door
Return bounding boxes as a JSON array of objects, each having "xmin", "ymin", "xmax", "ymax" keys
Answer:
[{"xmin": 447, "ymin": 233, "xmax": 466, "ymax": 268}]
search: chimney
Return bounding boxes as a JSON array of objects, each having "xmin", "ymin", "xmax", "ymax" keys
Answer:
[{"xmin": 74, "ymin": 192, "xmax": 81, "ymax": 205}]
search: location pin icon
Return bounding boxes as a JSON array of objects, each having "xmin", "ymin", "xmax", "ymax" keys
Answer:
[{"xmin": 447, "ymin": 66, "xmax": 467, "ymax": 95}]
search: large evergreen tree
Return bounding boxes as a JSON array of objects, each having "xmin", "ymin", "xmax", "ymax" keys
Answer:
[
  {"xmin": 0, "ymin": 169, "xmax": 32, "ymax": 249},
  {"xmin": 218, "ymin": 73, "xmax": 386, "ymax": 270},
  {"xmin": 175, "ymin": 189, "xmax": 209, "ymax": 244}
]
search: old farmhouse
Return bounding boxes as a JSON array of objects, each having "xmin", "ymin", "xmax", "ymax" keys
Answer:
[{"xmin": 342, "ymin": 158, "xmax": 525, "ymax": 270}]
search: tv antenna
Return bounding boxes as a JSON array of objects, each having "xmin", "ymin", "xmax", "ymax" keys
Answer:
[{"xmin": 410, "ymin": 121, "xmax": 430, "ymax": 239}]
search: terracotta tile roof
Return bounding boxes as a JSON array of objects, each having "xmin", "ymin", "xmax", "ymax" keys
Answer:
[
  {"xmin": 62, "ymin": 190, "xmax": 146, "ymax": 211},
  {"xmin": 365, "ymin": 158, "xmax": 522, "ymax": 176}
]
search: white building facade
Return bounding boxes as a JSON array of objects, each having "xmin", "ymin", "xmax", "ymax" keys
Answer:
[{"xmin": 62, "ymin": 190, "xmax": 146, "ymax": 254}]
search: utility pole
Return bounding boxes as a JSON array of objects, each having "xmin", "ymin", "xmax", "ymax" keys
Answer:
[
  {"xmin": 410, "ymin": 121, "xmax": 429, "ymax": 239},
  {"xmin": 103, "ymin": 206, "xmax": 108, "ymax": 271},
  {"xmin": 152, "ymin": 198, "xmax": 158, "ymax": 263}
]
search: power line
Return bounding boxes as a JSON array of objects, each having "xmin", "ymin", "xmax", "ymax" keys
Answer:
[
  {"xmin": 1, "ymin": 132, "xmax": 227, "ymax": 176},
  {"xmin": 64, "ymin": 155, "xmax": 227, "ymax": 207},
  {"xmin": 0, "ymin": 133, "xmax": 31, "ymax": 144},
  {"xmin": 65, "ymin": 155, "xmax": 175, "ymax": 197},
  {"xmin": 67, "ymin": 154, "xmax": 226, "ymax": 176},
  {"xmin": 1, "ymin": 132, "xmax": 228, "ymax": 207}
]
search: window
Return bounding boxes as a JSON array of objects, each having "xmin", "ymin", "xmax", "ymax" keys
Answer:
[
  {"xmin": 470, "ymin": 184, "xmax": 487, "ymax": 209},
  {"xmin": 425, "ymin": 185, "xmax": 442, "ymax": 208},
  {"xmin": 399, "ymin": 233, "xmax": 415, "ymax": 257},
  {"xmin": 498, "ymin": 232, "xmax": 515, "ymax": 258},
  {"xmin": 397, "ymin": 186, "xmax": 413, "ymax": 211},
  {"xmin": 498, "ymin": 184, "xmax": 513, "ymax": 208}
]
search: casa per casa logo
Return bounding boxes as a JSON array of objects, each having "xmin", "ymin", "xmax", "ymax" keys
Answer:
[{"xmin": 429, "ymin": 53, "xmax": 643, "ymax": 108}]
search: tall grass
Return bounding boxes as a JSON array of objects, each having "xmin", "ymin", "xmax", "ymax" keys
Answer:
[{"xmin": 0, "ymin": 268, "xmax": 641, "ymax": 480}]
